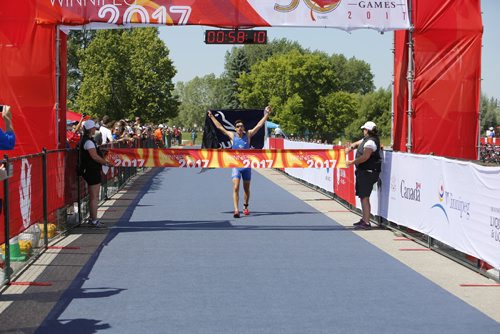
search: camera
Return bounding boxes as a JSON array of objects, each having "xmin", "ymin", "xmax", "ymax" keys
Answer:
[{"xmin": 0, "ymin": 105, "xmax": 3, "ymax": 112}]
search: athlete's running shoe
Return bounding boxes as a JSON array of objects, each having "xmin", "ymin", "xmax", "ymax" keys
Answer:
[
  {"xmin": 243, "ymin": 204, "xmax": 249, "ymax": 216},
  {"xmin": 233, "ymin": 212, "xmax": 240, "ymax": 218}
]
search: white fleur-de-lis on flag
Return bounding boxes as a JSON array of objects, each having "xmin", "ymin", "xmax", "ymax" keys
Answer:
[{"xmin": 19, "ymin": 159, "xmax": 32, "ymax": 229}]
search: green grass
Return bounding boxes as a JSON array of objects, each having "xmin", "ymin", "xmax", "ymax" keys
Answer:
[{"xmin": 181, "ymin": 131, "xmax": 203, "ymax": 144}]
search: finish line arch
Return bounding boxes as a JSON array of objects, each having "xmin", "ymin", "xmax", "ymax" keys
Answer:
[{"xmin": 0, "ymin": 0, "xmax": 482, "ymax": 159}]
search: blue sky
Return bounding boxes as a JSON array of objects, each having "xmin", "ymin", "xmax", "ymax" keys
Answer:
[{"xmin": 158, "ymin": 1, "xmax": 499, "ymax": 100}]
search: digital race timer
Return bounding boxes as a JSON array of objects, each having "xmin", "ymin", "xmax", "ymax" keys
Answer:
[{"xmin": 204, "ymin": 30, "xmax": 267, "ymax": 45}]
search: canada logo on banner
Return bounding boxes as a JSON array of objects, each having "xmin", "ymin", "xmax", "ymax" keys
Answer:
[{"xmin": 19, "ymin": 159, "xmax": 32, "ymax": 229}]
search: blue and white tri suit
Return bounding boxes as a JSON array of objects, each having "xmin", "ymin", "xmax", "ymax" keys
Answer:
[{"xmin": 231, "ymin": 133, "xmax": 251, "ymax": 181}]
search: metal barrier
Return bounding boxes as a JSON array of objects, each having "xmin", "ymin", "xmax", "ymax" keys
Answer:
[{"xmin": 0, "ymin": 138, "xmax": 153, "ymax": 285}]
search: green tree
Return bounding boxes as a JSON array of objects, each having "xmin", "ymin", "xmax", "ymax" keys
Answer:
[
  {"xmin": 480, "ymin": 94, "xmax": 499, "ymax": 133},
  {"xmin": 330, "ymin": 54, "xmax": 375, "ymax": 94},
  {"xmin": 76, "ymin": 30, "xmax": 129, "ymax": 120},
  {"xmin": 67, "ymin": 30, "xmax": 95, "ymax": 110},
  {"xmin": 222, "ymin": 47, "xmax": 249, "ymax": 109},
  {"xmin": 222, "ymin": 39, "xmax": 306, "ymax": 108},
  {"xmin": 238, "ymin": 50, "xmax": 340, "ymax": 135},
  {"xmin": 124, "ymin": 28, "xmax": 179, "ymax": 122},
  {"xmin": 76, "ymin": 28, "xmax": 178, "ymax": 122},
  {"xmin": 345, "ymin": 87, "xmax": 392, "ymax": 141},
  {"xmin": 174, "ymin": 74, "xmax": 226, "ymax": 129},
  {"xmin": 316, "ymin": 91, "xmax": 360, "ymax": 143}
]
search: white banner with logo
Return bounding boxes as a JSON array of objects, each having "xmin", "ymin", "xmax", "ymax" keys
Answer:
[
  {"xmin": 284, "ymin": 140, "xmax": 334, "ymax": 193},
  {"xmin": 248, "ymin": 0, "xmax": 410, "ymax": 32},
  {"xmin": 378, "ymin": 152, "xmax": 500, "ymax": 269},
  {"xmin": 279, "ymin": 142, "xmax": 500, "ymax": 269}
]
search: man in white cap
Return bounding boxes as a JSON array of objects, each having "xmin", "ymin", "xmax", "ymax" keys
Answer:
[{"xmin": 346, "ymin": 121, "xmax": 382, "ymax": 229}]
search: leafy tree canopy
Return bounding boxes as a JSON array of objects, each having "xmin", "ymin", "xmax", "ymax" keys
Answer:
[
  {"xmin": 173, "ymin": 74, "xmax": 226, "ymax": 129},
  {"xmin": 344, "ymin": 87, "xmax": 392, "ymax": 141},
  {"xmin": 75, "ymin": 28, "xmax": 179, "ymax": 123}
]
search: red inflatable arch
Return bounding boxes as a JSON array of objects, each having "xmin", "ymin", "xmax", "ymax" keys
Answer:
[{"xmin": 0, "ymin": 0, "xmax": 482, "ymax": 159}]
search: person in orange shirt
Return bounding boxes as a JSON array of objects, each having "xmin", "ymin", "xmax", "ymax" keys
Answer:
[{"xmin": 154, "ymin": 124, "xmax": 165, "ymax": 148}]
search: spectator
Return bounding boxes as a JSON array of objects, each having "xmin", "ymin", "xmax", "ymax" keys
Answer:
[
  {"xmin": 134, "ymin": 116, "xmax": 142, "ymax": 136},
  {"xmin": 173, "ymin": 126, "xmax": 181, "ymax": 146},
  {"xmin": 154, "ymin": 125, "xmax": 164, "ymax": 148},
  {"xmin": 191, "ymin": 129, "xmax": 197, "ymax": 145},
  {"xmin": 99, "ymin": 115, "xmax": 114, "ymax": 145},
  {"xmin": 486, "ymin": 127, "xmax": 495, "ymax": 138},
  {"xmin": 0, "ymin": 105, "xmax": 15, "ymax": 182},
  {"xmin": 165, "ymin": 127, "xmax": 172, "ymax": 148},
  {"xmin": 93, "ymin": 119, "xmax": 103, "ymax": 146},
  {"xmin": 66, "ymin": 114, "xmax": 87, "ymax": 149},
  {"xmin": 274, "ymin": 127, "xmax": 284, "ymax": 138},
  {"xmin": 78, "ymin": 120, "xmax": 110, "ymax": 227},
  {"xmin": 346, "ymin": 121, "xmax": 382, "ymax": 230}
]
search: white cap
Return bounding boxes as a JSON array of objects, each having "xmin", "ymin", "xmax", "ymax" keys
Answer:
[
  {"xmin": 83, "ymin": 119, "xmax": 96, "ymax": 130},
  {"xmin": 361, "ymin": 121, "xmax": 377, "ymax": 131},
  {"xmin": 159, "ymin": 124, "xmax": 164, "ymax": 128},
  {"xmin": 489, "ymin": 127, "xmax": 494, "ymax": 130}
]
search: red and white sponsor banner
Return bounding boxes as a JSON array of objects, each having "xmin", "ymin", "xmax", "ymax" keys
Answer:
[
  {"xmin": 283, "ymin": 140, "xmax": 335, "ymax": 193},
  {"xmin": 34, "ymin": 0, "xmax": 410, "ymax": 32},
  {"xmin": 480, "ymin": 137, "xmax": 498, "ymax": 145},
  {"xmin": 278, "ymin": 141, "xmax": 499, "ymax": 269},
  {"xmin": 334, "ymin": 149, "xmax": 356, "ymax": 206},
  {"xmin": 375, "ymin": 151, "xmax": 500, "ymax": 269},
  {"xmin": 105, "ymin": 148, "xmax": 347, "ymax": 169},
  {"xmin": 283, "ymin": 140, "xmax": 355, "ymax": 204}
]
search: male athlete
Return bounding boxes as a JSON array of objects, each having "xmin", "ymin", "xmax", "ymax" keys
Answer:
[{"xmin": 207, "ymin": 106, "xmax": 272, "ymax": 218}]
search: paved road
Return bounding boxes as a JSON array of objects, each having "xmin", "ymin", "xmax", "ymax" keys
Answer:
[{"xmin": 1, "ymin": 168, "xmax": 498, "ymax": 333}]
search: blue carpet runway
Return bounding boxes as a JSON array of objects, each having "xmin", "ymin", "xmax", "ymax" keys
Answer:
[{"xmin": 37, "ymin": 168, "xmax": 499, "ymax": 333}]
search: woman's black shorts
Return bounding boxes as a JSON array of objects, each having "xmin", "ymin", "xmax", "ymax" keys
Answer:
[
  {"xmin": 355, "ymin": 169, "xmax": 380, "ymax": 198},
  {"xmin": 83, "ymin": 171, "xmax": 102, "ymax": 186}
]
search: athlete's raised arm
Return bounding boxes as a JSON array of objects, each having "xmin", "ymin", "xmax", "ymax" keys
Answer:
[
  {"xmin": 207, "ymin": 110, "xmax": 234, "ymax": 140},
  {"xmin": 248, "ymin": 106, "xmax": 272, "ymax": 139}
]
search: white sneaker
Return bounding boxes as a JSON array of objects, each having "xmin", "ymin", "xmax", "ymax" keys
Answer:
[{"xmin": 89, "ymin": 220, "xmax": 106, "ymax": 228}]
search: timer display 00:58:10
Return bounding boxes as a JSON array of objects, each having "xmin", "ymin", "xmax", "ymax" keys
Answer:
[{"xmin": 204, "ymin": 30, "xmax": 267, "ymax": 45}]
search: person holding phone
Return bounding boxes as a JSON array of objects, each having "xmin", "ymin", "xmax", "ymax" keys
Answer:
[
  {"xmin": 207, "ymin": 106, "xmax": 272, "ymax": 218},
  {"xmin": 0, "ymin": 105, "xmax": 15, "ymax": 150}
]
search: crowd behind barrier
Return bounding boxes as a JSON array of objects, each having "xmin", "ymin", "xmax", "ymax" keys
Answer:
[
  {"xmin": 0, "ymin": 138, "xmax": 153, "ymax": 285},
  {"xmin": 269, "ymin": 138, "xmax": 500, "ymax": 281},
  {"xmin": 479, "ymin": 139, "xmax": 500, "ymax": 164}
]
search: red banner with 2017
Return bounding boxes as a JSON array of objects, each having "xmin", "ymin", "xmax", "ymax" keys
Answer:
[{"xmin": 105, "ymin": 148, "xmax": 347, "ymax": 169}]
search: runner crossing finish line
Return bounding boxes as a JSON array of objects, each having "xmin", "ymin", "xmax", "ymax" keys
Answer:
[{"xmin": 104, "ymin": 148, "xmax": 347, "ymax": 169}]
